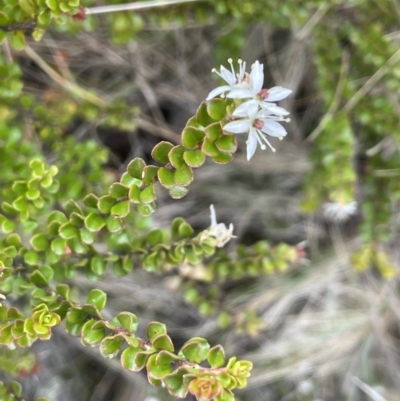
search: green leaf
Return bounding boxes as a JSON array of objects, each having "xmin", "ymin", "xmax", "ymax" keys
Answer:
[
  {"xmin": 46, "ymin": 0, "xmax": 59, "ymax": 9},
  {"xmin": 97, "ymin": 195, "xmax": 116, "ymax": 214},
  {"xmin": 127, "ymin": 158, "xmax": 146, "ymax": 180},
  {"xmin": 120, "ymin": 172, "xmax": 141, "ymax": 187},
  {"xmin": 24, "ymin": 250, "xmax": 39, "ymax": 265},
  {"xmin": 180, "ymin": 337, "xmax": 210, "ymax": 363},
  {"xmin": 207, "ymin": 98, "xmax": 227, "ymax": 121},
  {"xmin": 140, "ymin": 184, "xmax": 156, "ymax": 204},
  {"xmin": 116, "ymin": 312, "xmax": 138, "ymax": 333},
  {"xmin": 30, "ymin": 266, "xmax": 54, "ymax": 286},
  {"xmin": 59, "ymin": 223, "xmax": 79, "ymax": 239},
  {"xmin": 1, "ymin": 219, "xmax": 16, "ymax": 234},
  {"xmin": 12, "ymin": 196, "xmax": 27, "ymax": 212},
  {"xmin": 207, "ymin": 345, "xmax": 225, "ymax": 368},
  {"xmin": 168, "ymin": 186, "xmax": 189, "ymax": 199},
  {"xmin": 106, "ymin": 216, "xmax": 124, "ymax": 233},
  {"xmin": 109, "ymin": 183, "xmax": 129, "ymax": 199},
  {"xmin": 152, "ymin": 333, "xmax": 174, "ymax": 352},
  {"xmin": 64, "ymin": 200, "xmax": 82, "ymax": 216},
  {"xmin": 6, "ymin": 233, "xmax": 22, "ymax": 248},
  {"xmin": 171, "ymin": 217, "xmax": 194, "ymax": 240},
  {"xmin": 100, "ymin": 335, "xmax": 124, "ymax": 358},
  {"xmin": 168, "ymin": 145, "xmax": 186, "ymax": 169},
  {"xmin": 111, "ymin": 200, "xmax": 130, "ymax": 218},
  {"xmin": 182, "ymin": 127, "xmax": 205, "ymax": 149},
  {"xmin": 212, "ymin": 152, "xmax": 233, "ymax": 164},
  {"xmin": 51, "ymin": 238, "xmax": 67, "ymax": 255},
  {"xmin": 85, "ymin": 213, "xmax": 106, "ymax": 232},
  {"xmin": 196, "ymin": 102, "xmax": 215, "ymax": 126},
  {"xmin": 164, "ymin": 368, "xmax": 191, "ymax": 398},
  {"xmin": 81, "ymin": 319, "xmax": 106, "ymax": 347},
  {"xmin": 80, "ymin": 227, "xmax": 95, "ymax": 244},
  {"xmin": 151, "ymin": 141, "xmax": 174, "ymax": 164},
  {"xmin": 128, "ymin": 185, "xmax": 141, "ymax": 203},
  {"xmin": 56, "ymin": 284, "xmax": 70, "ymax": 300},
  {"xmin": 10, "ymin": 31, "xmax": 26, "ymax": 51},
  {"xmin": 147, "ymin": 321, "xmax": 167, "ymax": 343},
  {"xmin": 91, "ymin": 256, "xmax": 107, "ymax": 276},
  {"xmin": 30, "ymin": 233, "xmax": 49, "ymax": 251},
  {"xmin": 158, "ymin": 167, "xmax": 176, "ymax": 189},
  {"xmin": 202, "ymin": 138, "xmax": 220, "ymax": 157},
  {"xmin": 215, "ymin": 134, "xmax": 237, "ymax": 153},
  {"xmin": 137, "ymin": 203, "xmax": 155, "ymax": 216},
  {"xmin": 174, "ymin": 164, "xmax": 193, "ymax": 186},
  {"xmin": 183, "ymin": 150, "xmax": 205, "ymax": 168},
  {"xmin": 121, "ymin": 347, "xmax": 141, "ymax": 371},
  {"xmin": 87, "ymin": 289, "xmax": 107, "ymax": 311},
  {"xmin": 142, "ymin": 166, "xmax": 159, "ymax": 185}
]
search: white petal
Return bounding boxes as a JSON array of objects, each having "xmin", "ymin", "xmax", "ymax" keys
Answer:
[
  {"xmin": 206, "ymin": 85, "xmax": 232, "ymax": 101},
  {"xmin": 246, "ymin": 131, "xmax": 258, "ymax": 160},
  {"xmin": 232, "ymin": 100, "xmax": 258, "ymax": 117},
  {"xmin": 209, "ymin": 204, "xmax": 217, "ymax": 227},
  {"xmin": 261, "ymin": 120, "xmax": 288, "ymax": 137},
  {"xmin": 260, "ymin": 104, "xmax": 290, "ymax": 116},
  {"xmin": 267, "ymin": 87, "xmax": 292, "ymax": 101},
  {"xmin": 226, "ymin": 88, "xmax": 253, "ymax": 99},
  {"xmin": 223, "ymin": 119, "xmax": 251, "ymax": 134},
  {"xmin": 220, "ymin": 67, "xmax": 235, "ymax": 86},
  {"xmin": 250, "ymin": 61, "xmax": 264, "ymax": 94}
]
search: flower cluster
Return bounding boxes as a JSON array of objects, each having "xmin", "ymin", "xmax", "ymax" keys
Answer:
[{"xmin": 207, "ymin": 59, "xmax": 292, "ymax": 160}]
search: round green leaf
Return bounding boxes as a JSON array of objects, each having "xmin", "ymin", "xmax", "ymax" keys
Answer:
[
  {"xmin": 196, "ymin": 102, "xmax": 215, "ymax": 126},
  {"xmin": 109, "ymin": 183, "xmax": 129, "ymax": 199},
  {"xmin": 207, "ymin": 345, "xmax": 225, "ymax": 368},
  {"xmin": 202, "ymin": 138, "xmax": 220, "ymax": 157},
  {"xmin": 100, "ymin": 335, "xmax": 124, "ymax": 358},
  {"xmin": 152, "ymin": 141, "xmax": 174, "ymax": 164},
  {"xmin": 158, "ymin": 167, "xmax": 176, "ymax": 189},
  {"xmin": 127, "ymin": 158, "xmax": 146, "ymax": 180},
  {"xmin": 174, "ymin": 164, "xmax": 193, "ymax": 186},
  {"xmin": 207, "ymin": 98, "xmax": 227, "ymax": 121},
  {"xmin": 111, "ymin": 200, "xmax": 130, "ymax": 218},
  {"xmin": 212, "ymin": 152, "xmax": 234, "ymax": 164},
  {"xmin": 140, "ymin": 184, "xmax": 156, "ymax": 204},
  {"xmin": 168, "ymin": 145, "xmax": 186, "ymax": 169},
  {"xmin": 51, "ymin": 238, "xmax": 67, "ymax": 255},
  {"xmin": 147, "ymin": 321, "xmax": 167, "ymax": 343},
  {"xmin": 30, "ymin": 233, "xmax": 49, "ymax": 251},
  {"xmin": 97, "ymin": 195, "xmax": 116, "ymax": 214},
  {"xmin": 116, "ymin": 312, "xmax": 138, "ymax": 333},
  {"xmin": 87, "ymin": 289, "xmax": 107, "ymax": 311},
  {"xmin": 180, "ymin": 337, "xmax": 210, "ymax": 363},
  {"xmin": 182, "ymin": 127, "xmax": 205, "ymax": 149},
  {"xmin": 183, "ymin": 150, "xmax": 205, "ymax": 168},
  {"xmin": 169, "ymin": 186, "xmax": 188, "ymax": 199},
  {"xmin": 59, "ymin": 223, "xmax": 79, "ymax": 239},
  {"xmin": 215, "ymin": 134, "xmax": 237, "ymax": 153},
  {"xmin": 106, "ymin": 216, "xmax": 124, "ymax": 233},
  {"xmin": 137, "ymin": 203, "xmax": 155, "ymax": 216},
  {"xmin": 85, "ymin": 213, "xmax": 106, "ymax": 232}
]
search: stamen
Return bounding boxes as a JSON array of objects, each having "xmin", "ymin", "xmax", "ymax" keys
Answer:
[
  {"xmin": 279, "ymin": 137, "xmax": 283, "ymax": 140},
  {"xmin": 212, "ymin": 68, "xmax": 216, "ymax": 73},
  {"xmin": 260, "ymin": 144, "xmax": 267, "ymax": 150}
]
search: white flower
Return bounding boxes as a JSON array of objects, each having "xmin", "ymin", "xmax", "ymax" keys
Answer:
[
  {"xmin": 199, "ymin": 205, "xmax": 235, "ymax": 247},
  {"xmin": 206, "ymin": 58, "xmax": 248, "ymax": 101},
  {"xmin": 227, "ymin": 61, "xmax": 292, "ymax": 109},
  {"xmin": 223, "ymin": 100, "xmax": 290, "ymax": 160},
  {"xmin": 323, "ymin": 201, "xmax": 358, "ymax": 222}
]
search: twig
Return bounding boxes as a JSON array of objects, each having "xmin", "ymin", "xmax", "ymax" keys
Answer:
[
  {"xmin": 24, "ymin": 44, "xmax": 108, "ymax": 108},
  {"xmin": 352, "ymin": 377, "xmax": 388, "ymax": 401},
  {"xmin": 307, "ymin": 51, "xmax": 349, "ymax": 142},
  {"xmin": 342, "ymin": 48, "xmax": 400, "ymax": 114},
  {"xmin": 85, "ymin": 0, "xmax": 207, "ymax": 15}
]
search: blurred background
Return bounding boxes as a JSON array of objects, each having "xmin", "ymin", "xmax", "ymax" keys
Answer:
[{"xmin": 1, "ymin": 0, "xmax": 400, "ymax": 400}]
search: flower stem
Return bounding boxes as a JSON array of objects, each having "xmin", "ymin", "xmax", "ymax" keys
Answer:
[{"xmin": 85, "ymin": 0, "xmax": 207, "ymax": 15}]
